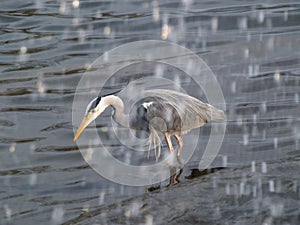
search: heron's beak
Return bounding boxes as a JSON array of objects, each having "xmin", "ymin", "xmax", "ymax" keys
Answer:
[{"xmin": 73, "ymin": 115, "xmax": 93, "ymax": 142}]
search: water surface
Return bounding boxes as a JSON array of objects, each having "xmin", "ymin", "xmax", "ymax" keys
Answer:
[{"xmin": 0, "ymin": 0, "xmax": 299, "ymax": 224}]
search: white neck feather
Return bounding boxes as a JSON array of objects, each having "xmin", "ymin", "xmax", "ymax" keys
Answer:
[{"xmin": 103, "ymin": 95, "xmax": 129, "ymax": 128}]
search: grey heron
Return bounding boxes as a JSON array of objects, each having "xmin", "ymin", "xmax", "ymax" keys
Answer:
[{"xmin": 73, "ymin": 89, "xmax": 225, "ymax": 168}]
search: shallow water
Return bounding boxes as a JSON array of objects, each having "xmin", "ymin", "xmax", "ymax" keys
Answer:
[{"xmin": 0, "ymin": 0, "xmax": 300, "ymax": 224}]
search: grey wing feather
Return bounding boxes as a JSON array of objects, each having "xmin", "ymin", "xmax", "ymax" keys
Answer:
[{"xmin": 144, "ymin": 89, "xmax": 225, "ymax": 133}]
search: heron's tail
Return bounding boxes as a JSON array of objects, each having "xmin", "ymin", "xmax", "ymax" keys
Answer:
[
  {"xmin": 146, "ymin": 127, "xmax": 162, "ymax": 161},
  {"xmin": 209, "ymin": 105, "xmax": 225, "ymax": 122}
]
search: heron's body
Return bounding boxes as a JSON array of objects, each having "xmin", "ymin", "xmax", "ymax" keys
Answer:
[
  {"xmin": 129, "ymin": 89, "xmax": 224, "ymax": 135},
  {"xmin": 74, "ymin": 89, "xmax": 225, "ymax": 181}
]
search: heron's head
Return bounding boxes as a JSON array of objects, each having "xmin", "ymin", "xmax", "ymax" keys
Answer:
[{"xmin": 73, "ymin": 96, "xmax": 110, "ymax": 141}]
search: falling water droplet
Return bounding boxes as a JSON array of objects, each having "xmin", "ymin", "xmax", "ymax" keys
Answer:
[
  {"xmin": 231, "ymin": 81, "xmax": 236, "ymax": 93},
  {"xmin": 248, "ymin": 65, "xmax": 253, "ymax": 76},
  {"xmin": 145, "ymin": 214, "xmax": 153, "ymax": 225},
  {"xmin": 211, "ymin": 17, "xmax": 218, "ymax": 32},
  {"xmin": 246, "ymin": 32, "xmax": 251, "ymax": 41},
  {"xmin": 283, "ymin": 10, "xmax": 288, "ymax": 21},
  {"xmin": 226, "ymin": 183, "xmax": 230, "ymax": 195},
  {"xmin": 267, "ymin": 37, "xmax": 274, "ymax": 51},
  {"xmin": 251, "ymin": 161, "xmax": 256, "ymax": 173},
  {"xmin": 251, "ymin": 125, "xmax": 257, "ymax": 136},
  {"xmin": 155, "ymin": 64, "xmax": 164, "ymax": 77},
  {"xmin": 253, "ymin": 114, "xmax": 257, "ymax": 125},
  {"xmin": 222, "ymin": 155, "xmax": 228, "ymax": 167},
  {"xmin": 215, "ymin": 206, "xmax": 220, "ymax": 218},
  {"xmin": 125, "ymin": 151, "xmax": 131, "ymax": 164},
  {"xmin": 130, "ymin": 201, "xmax": 140, "ymax": 217},
  {"xmin": 262, "ymin": 162, "xmax": 267, "ymax": 173},
  {"xmin": 173, "ymin": 74, "xmax": 181, "ymax": 90},
  {"xmin": 18, "ymin": 46, "xmax": 28, "ymax": 62},
  {"xmin": 273, "ymin": 137, "xmax": 278, "ymax": 149},
  {"xmin": 20, "ymin": 46, "xmax": 27, "ymax": 54},
  {"xmin": 244, "ymin": 48, "xmax": 249, "ymax": 58},
  {"xmin": 269, "ymin": 180, "xmax": 275, "ymax": 192},
  {"xmin": 104, "ymin": 26, "xmax": 111, "ymax": 36},
  {"xmin": 262, "ymin": 216, "xmax": 273, "ymax": 225},
  {"xmin": 266, "ymin": 18, "xmax": 273, "ymax": 29},
  {"xmin": 252, "ymin": 185, "xmax": 257, "ymax": 197},
  {"xmin": 262, "ymin": 129, "xmax": 266, "ymax": 140},
  {"xmin": 72, "ymin": 18, "xmax": 79, "ymax": 26},
  {"xmin": 9, "ymin": 142, "xmax": 16, "ymax": 153},
  {"xmin": 29, "ymin": 173, "xmax": 37, "ymax": 186},
  {"xmin": 254, "ymin": 64, "xmax": 260, "ymax": 76},
  {"xmin": 238, "ymin": 17, "xmax": 248, "ymax": 31},
  {"xmin": 271, "ymin": 203, "xmax": 284, "ymax": 217},
  {"xmin": 212, "ymin": 176, "xmax": 217, "ymax": 189},
  {"xmin": 103, "ymin": 51, "xmax": 109, "ymax": 62},
  {"xmin": 152, "ymin": 1, "xmax": 159, "ymax": 21},
  {"xmin": 260, "ymin": 102, "xmax": 267, "ymax": 113},
  {"xmin": 243, "ymin": 133, "xmax": 249, "ymax": 146},
  {"xmin": 120, "ymin": 185, "xmax": 124, "ymax": 195},
  {"xmin": 182, "ymin": 0, "xmax": 193, "ymax": 11},
  {"xmin": 161, "ymin": 24, "xmax": 169, "ymax": 40},
  {"xmin": 99, "ymin": 191, "xmax": 105, "ymax": 205},
  {"xmin": 237, "ymin": 116, "xmax": 243, "ymax": 126},
  {"xmin": 295, "ymin": 93, "xmax": 299, "ymax": 104},
  {"xmin": 51, "ymin": 206, "xmax": 64, "ymax": 224},
  {"xmin": 72, "ymin": 0, "xmax": 80, "ymax": 8},
  {"xmin": 239, "ymin": 182, "xmax": 245, "ymax": 195},
  {"xmin": 258, "ymin": 11, "xmax": 264, "ymax": 23},
  {"xmin": 60, "ymin": 1, "xmax": 66, "ymax": 14},
  {"xmin": 4, "ymin": 204, "xmax": 12, "ymax": 220},
  {"xmin": 30, "ymin": 143, "xmax": 35, "ymax": 154},
  {"xmin": 292, "ymin": 180, "xmax": 297, "ymax": 192},
  {"xmin": 85, "ymin": 147, "xmax": 93, "ymax": 161},
  {"xmin": 37, "ymin": 73, "xmax": 45, "ymax": 94}
]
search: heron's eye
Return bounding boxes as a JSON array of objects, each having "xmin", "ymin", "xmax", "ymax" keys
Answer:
[{"xmin": 88, "ymin": 109, "xmax": 96, "ymax": 114}]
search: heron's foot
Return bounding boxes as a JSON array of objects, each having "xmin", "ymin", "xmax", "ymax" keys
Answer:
[
  {"xmin": 166, "ymin": 166, "xmax": 184, "ymax": 187},
  {"xmin": 166, "ymin": 176, "xmax": 175, "ymax": 187},
  {"xmin": 175, "ymin": 167, "xmax": 184, "ymax": 183},
  {"xmin": 166, "ymin": 166, "xmax": 177, "ymax": 187}
]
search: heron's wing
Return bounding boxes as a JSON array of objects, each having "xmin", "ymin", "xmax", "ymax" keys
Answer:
[
  {"xmin": 129, "ymin": 95, "xmax": 180, "ymax": 133},
  {"xmin": 144, "ymin": 89, "xmax": 225, "ymax": 132}
]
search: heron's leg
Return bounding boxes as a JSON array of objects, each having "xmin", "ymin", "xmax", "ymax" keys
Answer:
[
  {"xmin": 174, "ymin": 134, "xmax": 183, "ymax": 157},
  {"xmin": 167, "ymin": 166, "xmax": 176, "ymax": 187},
  {"xmin": 165, "ymin": 133, "xmax": 174, "ymax": 153},
  {"xmin": 174, "ymin": 133, "xmax": 183, "ymax": 168}
]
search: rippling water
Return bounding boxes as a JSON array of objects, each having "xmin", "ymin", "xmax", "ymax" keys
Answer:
[{"xmin": 0, "ymin": 0, "xmax": 300, "ymax": 224}]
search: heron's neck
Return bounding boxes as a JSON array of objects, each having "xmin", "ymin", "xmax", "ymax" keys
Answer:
[{"xmin": 109, "ymin": 95, "xmax": 129, "ymax": 128}]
